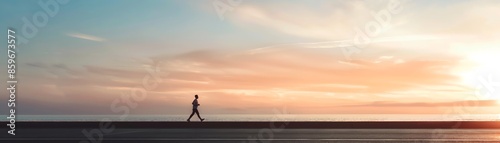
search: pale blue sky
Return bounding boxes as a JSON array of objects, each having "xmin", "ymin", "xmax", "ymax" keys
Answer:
[{"xmin": 1, "ymin": 0, "xmax": 500, "ymax": 116}]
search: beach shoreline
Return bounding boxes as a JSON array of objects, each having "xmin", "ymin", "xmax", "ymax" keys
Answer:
[{"xmin": 4, "ymin": 121, "xmax": 500, "ymax": 129}]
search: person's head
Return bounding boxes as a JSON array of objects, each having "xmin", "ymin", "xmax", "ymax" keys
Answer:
[{"xmin": 195, "ymin": 94, "xmax": 198, "ymax": 99}]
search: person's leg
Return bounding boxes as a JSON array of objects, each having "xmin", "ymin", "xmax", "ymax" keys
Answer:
[
  {"xmin": 195, "ymin": 109, "xmax": 201, "ymax": 119},
  {"xmin": 195, "ymin": 109, "xmax": 204, "ymax": 121},
  {"xmin": 187, "ymin": 109, "xmax": 195, "ymax": 122}
]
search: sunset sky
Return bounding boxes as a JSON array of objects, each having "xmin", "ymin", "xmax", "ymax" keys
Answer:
[{"xmin": 1, "ymin": 0, "xmax": 500, "ymax": 116}]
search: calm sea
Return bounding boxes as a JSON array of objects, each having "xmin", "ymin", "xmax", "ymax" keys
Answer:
[{"xmin": 2, "ymin": 114, "xmax": 500, "ymax": 121}]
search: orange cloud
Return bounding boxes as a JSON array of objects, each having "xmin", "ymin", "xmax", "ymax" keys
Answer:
[{"xmin": 17, "ymin": 46, "xmax": 477, "ymax": 114}]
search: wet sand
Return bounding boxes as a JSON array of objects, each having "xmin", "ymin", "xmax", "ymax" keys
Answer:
[{"xmin": 2, "ymin": 121, "xmax": 500, "ymax": 142}]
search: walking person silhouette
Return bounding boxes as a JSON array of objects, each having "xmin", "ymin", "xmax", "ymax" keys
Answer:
[{"xmin": 187, "ymin": 94, "xmax": 205, "ymax": 122}]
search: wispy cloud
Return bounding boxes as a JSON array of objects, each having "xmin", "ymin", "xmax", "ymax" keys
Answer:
[
  {"xmin": 67, "ymin": 33, "xmax": 106, "ymax": 42},
  {"xmin": 245, "ymin": 35, "xmax": 445, "ymax": 55},
  {"xmin": 342, "ymin": 100, "xmax": 499, "ymax": 107}
]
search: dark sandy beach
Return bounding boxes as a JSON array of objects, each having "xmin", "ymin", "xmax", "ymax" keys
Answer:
[{"xmin": 2, "ymin": 121, "xmax": 500, "ymax": 142}]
